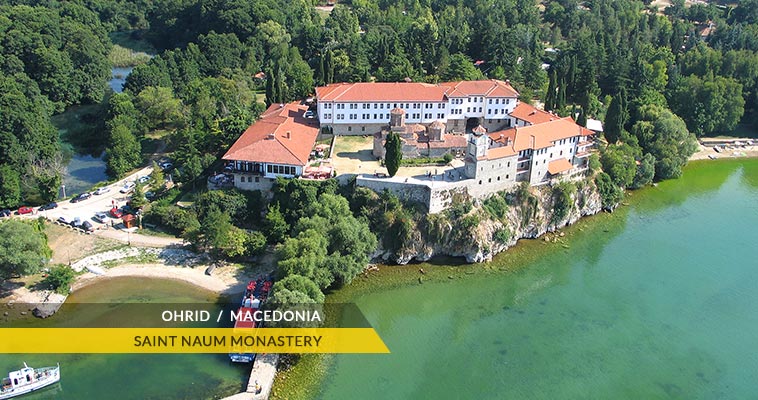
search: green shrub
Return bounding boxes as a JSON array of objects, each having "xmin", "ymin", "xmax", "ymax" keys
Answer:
[{"xmin": 43, "ymin": 265, "xmax": 76, "ymax": 294}]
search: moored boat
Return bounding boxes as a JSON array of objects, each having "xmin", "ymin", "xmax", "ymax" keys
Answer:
[
  {"xmin": 0, "ymin": 363, "xmax": 60, "ymax": 399},
  {"xmin": 229, "ymin": 277, "xmax": 272, "ymax": 363}
]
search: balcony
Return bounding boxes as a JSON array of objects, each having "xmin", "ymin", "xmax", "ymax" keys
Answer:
[{"xmin": 575, "ymin": 151, "xmax": 591, "ymax": 158}]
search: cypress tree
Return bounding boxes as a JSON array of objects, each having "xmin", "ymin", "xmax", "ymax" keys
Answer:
[
  {"xmin": 604, "ymin": 88, "xmax": 628, "ymax": 144},
  {"xmin": 325, "ymin": 49, "xmax": 335, "ymax": 84},
  {"xmin": 545, "ymin": 69, "xmax": 557, "ymax": 111},
  {"xmin": 384, "ymin": 132, "xmax": 402, "ymax": 177},
  {"xmin": 265, "ymin": 69, "xmax": 274, "ymax": 106},
  {"xmin": 557, "ymin": 78, "xmax": 567, "ymax": 111},
  {"xmin": 577, "ymin": 107, "xmax": 587, "ymax": 127}
]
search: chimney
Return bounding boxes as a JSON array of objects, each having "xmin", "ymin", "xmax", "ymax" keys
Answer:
[
  {"xmin": 267, "ymin": 133, "xmax": 275, "ymax": 140},
  {"xmin": 285, "ymin": 131, "xmax": 291, "ymax": 139}
]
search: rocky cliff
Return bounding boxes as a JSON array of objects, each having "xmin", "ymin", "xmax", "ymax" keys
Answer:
[{"xmin": 375, "ymin": 179, "xmax": 603, "ymax": 264}]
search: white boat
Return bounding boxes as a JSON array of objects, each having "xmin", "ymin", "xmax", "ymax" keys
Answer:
[{"xmin": 0, "ymin": 363, "xmax": 60, "ymax": 399}]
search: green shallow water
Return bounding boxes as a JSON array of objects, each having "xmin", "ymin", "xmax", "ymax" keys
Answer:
[
  {"xmin": 0, "ymin": 277, "xmax": 248, "ymax": 399},
  {"xmin": 318, "ymin": 159, "xmax": 758, "ymax": 400}
]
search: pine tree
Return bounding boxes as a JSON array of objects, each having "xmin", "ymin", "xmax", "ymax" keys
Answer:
[{"xmin": 384, "ymin": 132, "xmax": 402, "ymax": 177}]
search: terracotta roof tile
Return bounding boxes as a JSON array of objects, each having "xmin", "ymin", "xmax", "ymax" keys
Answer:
[
  {"xmin": 548, "ymin": 158, "xmax": 574, "ymax": 175},
  {"xmin": 315, "ymin": 80, "xmax": 519, "ymax": 102},
  {"xmin": 222, "ymin": 102, "xmax": 319, "ymax": 167},
  {"xmin": 483, "ymin": 117, "xmax": 594, "ymax": 161},
  {"xmin": 509, "ymin": 102, "xmax": 557, "ymax": 125}
]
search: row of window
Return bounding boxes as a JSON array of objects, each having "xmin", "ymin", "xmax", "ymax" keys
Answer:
[
  {"xmin": 333, "ymin": 113, "xmax": 447, "ymax": 120},
  {"xmin": 324, "ymin": 98, "xmax": 513, "ymax": 111},
  {"xmin": 487, "ymin": 108, "xmax": 504, "ymax": 115},
  {"xmin": 267, "ymin": 165, "xmax": 296, "ymax": 175}
]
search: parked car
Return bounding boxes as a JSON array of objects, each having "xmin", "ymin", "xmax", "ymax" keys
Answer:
[
  {"xmin": 159, "ymin": 161, "xmax": 173, "ymax": 171},
  {"xmin": 93, "ymin": 187, "xmax": 111, "ymax": 195},
  {"xmin": 38, "ymin": 202, "xmax": 58, "ymax": 211},
  {"xmin": 109, "ymin": 207, "xmax": 123, "ymax": 218},
  {"xmin": 17, "ymin": 206, "xmax": 34, "ymax": 215},
  {"xmin": 1, "ymin": 209, "xmax": 12, "ymax": 217},
  {"xmin": 71, "ymin": 193, "xmax": 92, "ymax": 203},
  {"xmin": 93, "ymin": 212, "xmax": 108, "ymax": 224},
  {"xmin": 145, "ymin": 191, "xmax": 156, "ymax": 201},
  {"xmin": 57, "ymin": 216, "xmax": 70, "ymax": 225},
  {"xmin": 81, "ymin": 221, "xmax": 94, "ymax": 232},
  {"xmin": 138, "ymin": 176, "xmax": 150, "ymax": 184},
  {"xmin": 71, "ymin": 217, "xmax": 83, "ymax": 227},
  {"xmin": 119, "ymin": 182, "xmax": 136, "ymax": 193},
  {"xmin": 304, "ymin": 110, "xmax": 316, "ymax": 119}
]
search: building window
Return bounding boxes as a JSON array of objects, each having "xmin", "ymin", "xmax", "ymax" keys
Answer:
[
  {"xmin": 374, "ymin": 104, "xmax": 378, "ymax": 109},
  {"xmin": 467, "ymin": 107, "xmax": 470, "ymax": 112},
  {"xmin": 488, "ymin": 99, "xmax": 492, "ymax": 104},
  {"xmin": 506, "ymin": 174, "xmax": 509, "ymax": 179},
  {"xmin": 478, "ymin": 107, "xmax": 482, "ymax": 112},
  {"xmin": 507, "ymin": 99, "xmax": 510, "ymax": 104},
  {"xmin": 348, "ymin": 126, "xmax": 352, "ymax": 132},
  {"xmin": 361, "ymin": 126, "xmax": 365, "ymax": 132},
  {"xmin": 255, "ymin": 177, "xmax": 259, "ymax": 182},
  {"xmin": 488, "ymin": 178, "xmax": 492, "ymax": 183},
  {"xmin": 267, "ymin": 165, "xmax": 272, "ymax": 173}
]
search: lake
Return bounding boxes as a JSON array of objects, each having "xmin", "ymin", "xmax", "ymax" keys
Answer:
[
  {"xmin": 316, "ymin": 159, "xmax": 758, "ymax": 399},
  {"xmin": 60, "ymin": 67, "xmax": 134, "ymax": 195},
  {"xmin": 0, "ymin": 277, "xmax": 248, "ymax": 399}
]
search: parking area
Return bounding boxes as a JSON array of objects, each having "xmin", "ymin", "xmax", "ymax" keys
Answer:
[{"xmin": 32, "ymin": 165, "xmax": 158, "ymax": 230}]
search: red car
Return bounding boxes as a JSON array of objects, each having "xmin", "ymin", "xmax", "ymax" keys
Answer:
[
  {"xmin": 110, "ymin": 207, "xmax": 123, "ymax": 218},
  {"xmin": 17, "ymin": 206, "xmax": 34, "ymax": 215}
]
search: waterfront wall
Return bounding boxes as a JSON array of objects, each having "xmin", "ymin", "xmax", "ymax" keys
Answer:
[{"xmin": 370, "ymin": 178, "xmax": 603, "ymax": 264}]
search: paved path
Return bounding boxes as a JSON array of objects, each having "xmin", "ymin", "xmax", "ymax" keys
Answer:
[
  {"xmin": 94, "ymin": 229, "xmax": 183, "ymax": 247},
  {"xmin": 221, "ymin": 353, "xmax": 279, "ymax": 400}
]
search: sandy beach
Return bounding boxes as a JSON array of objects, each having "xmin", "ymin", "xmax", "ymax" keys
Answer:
[
  {"xmin": 690, "ymin": 140, "xmax": 758, "ymax": 161},
  {"xmin": 72, "ymin": 262, "xmax": 266, "ymax": 296}
]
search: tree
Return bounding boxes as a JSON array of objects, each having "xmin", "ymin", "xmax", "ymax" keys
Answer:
[
  {"xmin": 264, "ymin": 204, "xmax": 290, "ymax": 244},
  {"xmin": 43, "ymin": 265, "xmax": 76, "ymax": 294},
  {"xmin": 440, "ymin": 53, "xmax": 485, "ymax": 81},
  {"xmin": 0, "ymin": 220, "xmax": 51, "ymax": 279},
  {"xmin": 271, "ymin": 274, "xmax": 325, "ymax": 303},
  {"xmin": 604, "ymin": 89, "xmax": 629, "ymax": 144},
  {"xmin": 600, "ymin": 144, "xmax": 639, "ymax": 188},
  {"xmin": 135, "ymin": 86, "xmax": 185, "ymax": 130},
  {"xmin": 0, "ymin": 166, "xmax": 21, "ymax": 209},
  {"xmin": 246, "ymin": 231, "xmax": 267, "ymax": 256},
  {"xmin": 595, "ymin": 172, "xmax": 623, "ymax": 211},
  {"xmin": 545, "ymin": 69, "xmax": 558, "ymax": 111},
  {"xmin": 631, "ymin": 105, "xmax": 698, "ymax": 180},
  {"xmin": 131, "ymin": 184, "xmax": 148, "ymax": 209},
  {"xmin": 105, "ymin": 125, "xmax": 142, "ymax": 178},
  {"xmin": 384, "ymin": 132, "xmax": 402, "ymax": 177},
  {"xmin": 670, "ymin": 74, "xmax": 745, "ymax": 136},
  {"xmin": 630, "ymin": 153, "xmax": 656, "ymax": 189},
  {"xmin": 150, "ymin": 161, "xmax": 165, "ymax": 189}
]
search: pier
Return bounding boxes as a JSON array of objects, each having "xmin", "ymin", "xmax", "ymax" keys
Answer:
[{"xmin": 221, "ymin": 353, "xmax": 279, "ymax": 400}]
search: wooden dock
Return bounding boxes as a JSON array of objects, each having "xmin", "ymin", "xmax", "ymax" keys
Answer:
[{"xmin": 221, "ymin": 353, "xmax": 279, "ymax": 400}]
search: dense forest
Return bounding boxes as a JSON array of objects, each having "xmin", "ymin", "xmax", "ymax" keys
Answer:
[{"xmin": 3, "ymin": 0, "xmax": 758, "ymax": 297}]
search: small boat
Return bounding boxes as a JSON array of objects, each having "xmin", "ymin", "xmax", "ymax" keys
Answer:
[{"xmin": 0, "ymin": 363, "xmax": 60, "ymax": 399}]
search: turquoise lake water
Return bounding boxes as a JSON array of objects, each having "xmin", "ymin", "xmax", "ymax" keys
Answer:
[
  {"xmin": 317, "ymin": 160, "xmax": 758, "ymax": 399},
  {"xmin": 0, "ymin": 277, "xmax": 248, "ymax": 399}
]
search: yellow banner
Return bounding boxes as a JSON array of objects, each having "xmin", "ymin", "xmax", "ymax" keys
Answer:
[{"xmin": 0, "ymin": 328, "xmax": 389, "ymax": 354}]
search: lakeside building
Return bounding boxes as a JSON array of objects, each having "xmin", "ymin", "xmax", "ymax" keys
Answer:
[
  {"xmin": 315, "ymin": 80, "xmax": 520, "ymax": 135},
  {"xmin": 465, "ymin": 117, "xmax": 595, "ymax": 186},
  {"xmin": 220, "ymin": 102, "xmax": 320, "ymax": 191}
]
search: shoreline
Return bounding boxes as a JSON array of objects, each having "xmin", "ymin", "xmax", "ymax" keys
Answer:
[{"xmin": 72, "ymin": 263, "xmax": 260, "ymax": 297}]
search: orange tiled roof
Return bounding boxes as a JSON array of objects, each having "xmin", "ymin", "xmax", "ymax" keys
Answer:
[
  {"xmin": 509, "ymin": 102, "xmax": 558, "ymax": 125},
  {"xmin": 315, "ymin": 80, "xmax": 519, "ymax": 102},
  {"xmin": 483, "ymin": 117, "xmax": 593, "ymax": 161},
  {"xmin": 547, "ymin": 158, "xmax": 574, "ymax": 175},
  {"xmin": 222, "ymin": 102, "xmax": 319, "ymax": 166},
  {"xmin": 440, "ymin": 79, "xmax": 519, "ymax": 98}
]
